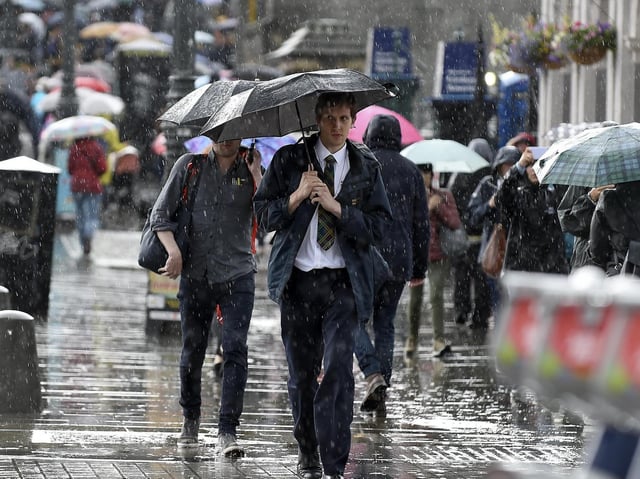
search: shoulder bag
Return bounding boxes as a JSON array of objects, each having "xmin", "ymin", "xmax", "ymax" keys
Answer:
[
  {"xmin": 481, "ymin": 223, "xmax": 508, "ymax": 279},
  {"xmin": 138, "ymin": 155, "xmax": 204, "ymax": 274},
  {"xmin": 439, "ymin": 224, "xmax": 469, "ymax": 258}
]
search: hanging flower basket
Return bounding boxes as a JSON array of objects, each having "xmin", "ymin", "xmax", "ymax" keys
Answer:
[
  {"xmin": 542, "ymin": 57, "xmax": 569, "ymax": 70},
  {"xmin": 564, "ymin": 21, "xmax": 616, "ymax": 66},
  {"xmin": 568, "ymin": 45, "xmax": 608, "ymax": 65},
  {"xmin": 507, "ymin": 44, "xmax": 534, "ymax": 74}
]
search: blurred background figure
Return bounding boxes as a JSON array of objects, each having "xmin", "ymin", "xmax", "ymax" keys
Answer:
[
  {"xmin": 494, "ymin": 147, "xmax": 568, "ymax": 275},
  {"xmin": 507, "ymin": 131, "xmax": 536, "ymax": 153},
  {"xmin": 447, "ymin": 138, "xmax": 493, "ymax": 330},
  {"xmin": 67, "ymin": 136, "xmax": 107, "ymax": 256},
  {"xmin": 467, "ymin": 145, "xmax": 520, "ymax": 316},
  {"xmin": 354, "ymin": 114, "xmax": 429, "ymax": 414},
  {"xmin": 406, "ymin": 162, "xmax": 461, "ymax": 359}
]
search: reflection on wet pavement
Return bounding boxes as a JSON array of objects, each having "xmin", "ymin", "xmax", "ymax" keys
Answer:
[{"xmin": 0, "ymin": 230, "xmax": 591, "ymax": 478}]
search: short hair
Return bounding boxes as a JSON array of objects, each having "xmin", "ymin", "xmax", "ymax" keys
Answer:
[{"xmin": 315, "ymin": 92, "xmax": 357, "ymax": 119}]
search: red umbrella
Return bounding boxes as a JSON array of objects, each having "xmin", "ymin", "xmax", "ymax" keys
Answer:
[{"xmin": 348, "ymin": 105, "xmax": 422, "ymax": 146}]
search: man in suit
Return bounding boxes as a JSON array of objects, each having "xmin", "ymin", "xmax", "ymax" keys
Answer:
[{"xmin": 253, "ymin": 92, "xmax": 392, "ymax": 479}]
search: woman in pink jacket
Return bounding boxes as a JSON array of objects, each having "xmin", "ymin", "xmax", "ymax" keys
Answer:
[{"xmin": 68, "ymin": 137, "xmax": 107, "ymax": 256}]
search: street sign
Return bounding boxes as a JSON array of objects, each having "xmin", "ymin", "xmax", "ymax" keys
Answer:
[
  {"xmin": 440, "ymin": 41, "xmax": 478, "ymax": 97},
  {"xmin": 366, "ymin": 27, "xmax": 413, "ymax": 79}
]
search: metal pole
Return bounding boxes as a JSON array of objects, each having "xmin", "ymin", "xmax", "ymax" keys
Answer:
[
  {"xmin": 162, "ymin": 0, "xmax": 197, "ymax": 179},
  {"xmin": 472, "ymin": 23, "xmax": 487, "ymax": 139},
  {"xmin": 0, "ymin": 0, "xmax": 18, "ymax": 50},
  {"xmin": 57, "ymin": 0, "xmax": 77, "ymax": 119}
]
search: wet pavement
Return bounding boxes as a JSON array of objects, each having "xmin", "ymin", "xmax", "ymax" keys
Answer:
[{"xmin": 0, "ymin": 225, "xmax": 594, "ymax": 478}]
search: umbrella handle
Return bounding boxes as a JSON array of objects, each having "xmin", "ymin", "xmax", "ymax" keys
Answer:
[
  {"xmin": 248, "ymin": 139, "xmax": 256, "ymax": 164},
  {"xmin": 294, "ymin": 100, "xmax": 313, "ymax": 167}
]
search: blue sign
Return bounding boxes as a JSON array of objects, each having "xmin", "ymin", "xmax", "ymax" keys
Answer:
[
  {"xmin": 441, "ymin": 42, "xmax": 478, "ymax": 97},
  {"xmin": 367, "ymin": 27, "xmax": 413, "ymax": 79}
]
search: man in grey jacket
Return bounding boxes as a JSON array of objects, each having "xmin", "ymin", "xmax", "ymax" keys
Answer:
[{"xmin": 150, "ymin": 139, "xmax": 262, "ymax": 457}]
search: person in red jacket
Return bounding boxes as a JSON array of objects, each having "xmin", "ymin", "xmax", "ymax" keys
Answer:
[
  {"xmin": 406, "ymin": 162, "xmax": 462, "ymax": 359},
  {"xmin": 67, "ymin": 137, "xmax": 107, "ymax": 255}
]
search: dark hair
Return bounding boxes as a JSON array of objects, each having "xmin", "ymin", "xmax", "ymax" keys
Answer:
[{"xmin": 315, "ymin": 92, "xmax": 357, "ymax": 119}]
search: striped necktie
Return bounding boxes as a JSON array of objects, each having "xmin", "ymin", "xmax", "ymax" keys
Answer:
[{"xmin": 317, "ymin": 155, "xmax": 336, "ymax": 250}]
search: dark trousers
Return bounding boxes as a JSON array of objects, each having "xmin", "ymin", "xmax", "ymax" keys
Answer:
[
  {"xmin": 452, "ymin": 242, "xmax": 492, "ymax": 324},
  {"xmin": 178, "ymin": 272, "xmax": 255, "ymax": 435},
  {"xmin": 280, "ymin": 267, "xmax": 357, "ymax": 476},
  {"xmin": 354, "ymin": 280, "xmax": 405, "ymax": 385}
]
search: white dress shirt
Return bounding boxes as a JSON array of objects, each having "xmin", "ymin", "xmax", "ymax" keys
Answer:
[{"xmin": 294, "ymin": 141, "xmax": 350, "ymax": 271}]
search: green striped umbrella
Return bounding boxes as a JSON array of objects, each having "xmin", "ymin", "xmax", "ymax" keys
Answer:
[{"xmin": 534, "ymin": 122, "xmax": 640, "ymax": 187}]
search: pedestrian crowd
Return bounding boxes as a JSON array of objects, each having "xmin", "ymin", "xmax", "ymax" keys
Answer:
[{"xmin": 143, "ymin": 63, "xmax": 640, "ymax": 479}]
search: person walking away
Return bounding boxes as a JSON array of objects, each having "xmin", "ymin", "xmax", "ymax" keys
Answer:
[
  {"xmin": 406, "ymin": 162, "xmax": 462, "ymax": 359},
  {"xmin": 67, "ymin": 136, "xmax": 107, "ymax": 256},
  {"xmin": 354, "ymin": 114, "xmax": 429, "ymax": 414},
  {"xmin": 149, "ymin": 140, "xmax": 262, "ymax": 457},
  {"xmin": 448, "ymin": 138, "xmax": 493, "ymax": 329},
  {"xmin": 493, "ymin": 147, "xmax": 569, "ymax": 275},
  {"xmin": 467, "ymin": 146, "xmax": 519, "ymax": 315},
  {"xmin": 253, "ymin": 92, "xmax": 392, "ymax": 479}
]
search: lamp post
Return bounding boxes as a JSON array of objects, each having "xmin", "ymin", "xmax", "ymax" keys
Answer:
[
  {"xmin": 162, "ymin": 0, "xmax": 197, "ymax": 179},
  {"xmin": 0, "ymin": 0, "xmax": 18, "ymax": 50},
  {"xmin": 57, "ymin": 0, "xmax": 77, "ymax": 119},
  {"xmin": 472, "ymin": 24, "xmax": 488, "ymax": 139}
]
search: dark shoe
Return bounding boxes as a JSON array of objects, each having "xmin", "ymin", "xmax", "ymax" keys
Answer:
[
  {"xmin": 360, "ymin": 372, "xmax": 387, "ymax": 412},
  {"xmin": 217, "ymin": 432, "xmax": 245, "ymax": 457},
  {"xmin": 454, "ymin": 313, "xmax": 468, "ymax": 325},
  {"xmin": 433, "ymin": 344, "xmax": 453, "ymax": 359},
  {"xmin": 177, "ymin": 417, "xmax": 199, "ymax": 448},
  {"xmin": 297, "ymin": 450, "xmax": 322, "ymax": 479},
  {"xmin": 81, "ymin": 238, "xmax": 91, "ymax": 255}
]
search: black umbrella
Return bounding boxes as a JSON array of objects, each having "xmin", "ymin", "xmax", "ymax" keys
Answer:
[
  {"xmin": 156, "ymin": 79, "xmax": 257, "ymax": 127},
  {"xmin": 199, "ymin": 68, "xmax": 396, "ymax": 143}
]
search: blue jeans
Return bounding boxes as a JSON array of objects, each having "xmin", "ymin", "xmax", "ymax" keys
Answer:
[
  {"xmin": 354, "ymin": 280, "xmax": 405, "ymax": 385},
  {"xmin": 178, "ymin": 272, "xmax": 255, "ymax": 435},
  {"xmin": 72, "ymin": 192, "xmax": 102, "ymax": 244},
  {"xmin": 280, "ymin": 267, "xmax": 357, "ymax": 477}
]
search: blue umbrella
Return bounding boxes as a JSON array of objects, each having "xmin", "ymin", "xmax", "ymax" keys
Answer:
[{"xmin": 184, "ymin": 135, "xmax": 297, "ymax": 168}]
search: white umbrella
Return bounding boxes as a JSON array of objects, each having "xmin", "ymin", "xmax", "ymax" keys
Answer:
[{"xmin": 37, "ymin": 87, "xmax": 125, "ymax": 116}]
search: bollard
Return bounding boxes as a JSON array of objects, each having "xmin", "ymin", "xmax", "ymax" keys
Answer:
[{"xmin": 0, "ymin": 310, "xmax": 42, "ymax": 413}]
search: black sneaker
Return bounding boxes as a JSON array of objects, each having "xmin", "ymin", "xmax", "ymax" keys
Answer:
[
  {"xmin": 360, "ymin": 373, "xmax": 387, "ymax": 412},
  {"xmin": 297, "ymin": 450, "xmax": 322, "ymax": 478},
  {"xmin": 177, "ymin": 418, "xmax": 199, "ymax": 448},
  {"xmin": 217, "ymin": 432, "xmax": 245, "ymax": 458}
]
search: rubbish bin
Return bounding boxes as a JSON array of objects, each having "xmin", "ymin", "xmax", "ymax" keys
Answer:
[
  {"xmin": 0, "ymin": 156, "xmax": 60, "ymax": 320},
  {"xmin": 0, "ymin": 309, "xmax": 42, "ymax": 413}
]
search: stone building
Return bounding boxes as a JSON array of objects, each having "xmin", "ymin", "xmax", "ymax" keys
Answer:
[{"xmin": 236, "ymin": 0, "xmax": 639, "ymax": 144}]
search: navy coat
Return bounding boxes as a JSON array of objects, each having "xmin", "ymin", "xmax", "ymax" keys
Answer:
[{"xmin": 253, "ymin": 135, "xmax": 392, "ymax": 320}]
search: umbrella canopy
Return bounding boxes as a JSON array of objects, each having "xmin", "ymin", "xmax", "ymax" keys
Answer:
[
  {"xmin": 533, "ymin": 122, "xmax": 640, "ymax": 187},
  {"xmin": 37, "ymin": 87, "xmax": 124, "ymax": 116},
  {"xmin": 240, "ymin": 136, "xmax": 298, "ymax": 168},
  {"xmin": 348, "ymin": 104, "xmax": 422, "ymax": 146},
  {"xmin": 400, "ymin": 139, "xmax": 491, "ymax": 173},
  {"xmin": 157, "ymin": 79, "xmax": 257, "ymax": 127},
  {"xmin": 39, "ymin": 115, "xmax": 117, "ymax": 146},
  {"xmin": 46, "ymin": 76, "xmax": 112, "ymax": 93},
  {"xmin": 18, "ymin": 12, "xmax": 46, "ymax": 39},
  {"xmin": 199, "ymin": 68, "xmax": 396, "ymax": 142},
  {"xmin": 114, "ymin": 38, "xmax": 171, "ymax": 56},
  {"xmin": 79, "ymin": 21, "xmax": 119, "ymax": 39}
]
